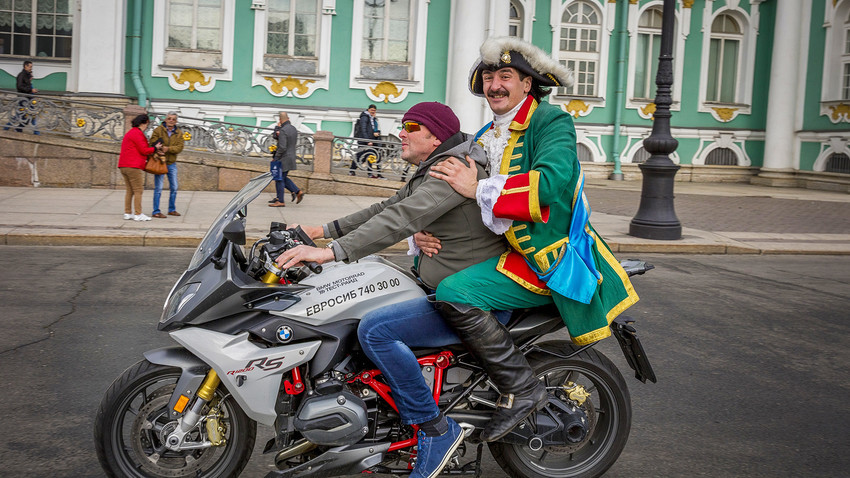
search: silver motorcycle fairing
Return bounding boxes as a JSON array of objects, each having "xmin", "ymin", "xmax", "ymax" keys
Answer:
[
  {"xmin": 169, "ymin": 327, "xmax": 321, "ymax": 426},
  {"xmin": 273, "ymin": 256, "xmax": 427, "ymax": 326}
]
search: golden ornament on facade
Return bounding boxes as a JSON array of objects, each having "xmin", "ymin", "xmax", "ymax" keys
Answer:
[
  {"xmin": 172, "ymin": 69, "xmax": 211, "ymax": 92},
  {"xmin": 830, "ymin": 103, "xmax": 850, "ymax": 122},
  {"xmin": 76, "ymin": 118, "xmax": 86, "ymax": 127},
  {"xmin": 712, "ymin": 107, "xmax": 738, "ymax": 122},
  {"xmin": 370, "ymin": 81, "xmax": 404, "ymax": 103},
  {"xmin": 683, "ymin": 0, "xmax": 695, "ymax": 8},
  {"xmin": 265, "ymin": 76, "xmax": 316, "ymax": 96},
  {"xmin": 183, "ymin": 131, "xmax": 192, "ymax": 141},
  {"xmin": 565, "ymin": 99, "xmax": 590, "ymax": 118},
  {"xmin": 640, "ymin": 103, "xmax": 657, "ymax": 119}
]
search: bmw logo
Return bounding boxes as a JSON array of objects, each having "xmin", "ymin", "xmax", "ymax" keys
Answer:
[{"xmin": 277, "ymin": 325, "xmax": 293, "ymax": 343}]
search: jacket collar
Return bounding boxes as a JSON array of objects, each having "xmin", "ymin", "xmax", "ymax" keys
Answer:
[{"xmin": 411, "ymin": 132, "xmax": 467, "ymax": 180}]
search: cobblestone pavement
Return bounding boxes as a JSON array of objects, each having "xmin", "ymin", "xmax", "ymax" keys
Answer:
[{"xmin": 587, "ymin": 188, "xmax": 850, "ymax": 234}]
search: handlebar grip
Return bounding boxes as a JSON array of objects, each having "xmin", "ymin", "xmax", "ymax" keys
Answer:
[{"xmin": 305, "ymin": 262, "xmax": 323, "ymax": 274}]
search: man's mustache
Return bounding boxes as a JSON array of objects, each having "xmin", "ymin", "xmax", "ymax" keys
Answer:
[{"xmin": 486, "ymin": 88, "xmax": 509, "ymax": 97}]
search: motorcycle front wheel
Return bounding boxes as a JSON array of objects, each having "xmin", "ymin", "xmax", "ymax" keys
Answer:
[
  {"xmin": 94, "ymin": 359, "xmax": 257, "ymax": 478},
  {"xmin": 490, "ymin": 344, "xmax": 631, "ymax": 478}
]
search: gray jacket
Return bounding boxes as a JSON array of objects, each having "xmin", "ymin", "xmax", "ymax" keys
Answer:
[
  {"xmin": 324, "ymin": 132, "xmax": 507, "ymax": 289},
  {"xmin": 273, "ymin": 121, "xmax": 298, "ymax": 171}
]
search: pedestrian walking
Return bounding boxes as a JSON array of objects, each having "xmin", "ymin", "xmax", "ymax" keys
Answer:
[
  {"xmin": 268, "ymin": 112, "xmax": 304, "ymax": 207},
  {"xmin": 119, "ymin": 114, "xmax": 165, "ymax": 221},
  {"xmin": 149, "ymin": 112, "xmax": 184, "ymax": 218},
  {"xmin": 4, "ymin": 60, "xmax": 39, "ymax": 134},
  {"xmin": 349, "ymin": 104, "xmax": 383, "ymax": 178}
]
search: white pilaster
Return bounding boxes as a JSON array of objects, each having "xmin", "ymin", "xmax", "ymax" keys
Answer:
[
  {"xmin": 761, "ymin": 0, "xmax": 802, "ymax": 171},
  {"xmin": 446, "ymin": 0, "xmax": 490, "ymax": 133},
  {"xmin": 71, "ymin": 0, "xmax": 126, "ymax": 94}
]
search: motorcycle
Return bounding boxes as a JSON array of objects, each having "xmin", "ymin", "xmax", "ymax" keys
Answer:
[{"xmin": 94, "ymin": 173, "xmax": 656, "ymax": 478}]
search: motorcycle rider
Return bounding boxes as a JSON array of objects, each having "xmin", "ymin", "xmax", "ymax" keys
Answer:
[
  {"xmin": 416, "ymin": 37, "xmax": 641, "ymax": 442},
  {"xmin": 275, "ymin": 101, "xmax": 509, "ymax": 478}
]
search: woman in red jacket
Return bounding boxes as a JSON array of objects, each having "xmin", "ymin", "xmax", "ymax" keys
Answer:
[{"xmin": 118, "ymin": 114, "xmax": 164, "ymax": 221}]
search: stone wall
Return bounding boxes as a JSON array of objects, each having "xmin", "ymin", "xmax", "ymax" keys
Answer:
[{"xmin": 0, "ymin": 129, "xmax": 401, "ymax": 197}]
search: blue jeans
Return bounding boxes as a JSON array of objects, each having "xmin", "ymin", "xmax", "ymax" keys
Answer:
[
  {"xmin": 274, "ymin": 171, "xmax": 300, "ymax": 202},
  {"xmin": 357, "ymin": 296, "xmax": 510, "ymax": 425},
  {"xmin": 153, "ymin": 163, "xmax": 178, "ymax": 215}
]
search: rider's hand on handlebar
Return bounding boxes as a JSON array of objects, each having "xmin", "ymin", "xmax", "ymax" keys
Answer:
[
  {"xmin": 276, "ymin": 244, "xmax": 334, "ymax": 270},
  {"xmin": 414, "ymin": 231, "xmax": 441, "ymax": 257}
]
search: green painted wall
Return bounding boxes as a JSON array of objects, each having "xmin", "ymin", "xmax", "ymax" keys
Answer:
[
  {"xmin": 799, "ymin": 142, "xmax": 821, "ymax": 171},
  {"xmin": 0, "ymin": 70, "xmax": 67, "ymax": 92}
]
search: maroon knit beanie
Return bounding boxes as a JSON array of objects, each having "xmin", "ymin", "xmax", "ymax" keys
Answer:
[{"xmin": 402, "ymin": 102, "xmax": 460, "ymax": 142}]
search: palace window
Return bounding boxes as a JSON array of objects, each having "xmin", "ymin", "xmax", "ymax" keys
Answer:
[
  {"xmin": 0, "ymin": 0, "xmax": 72, "ymax": 59},
  {"xmin": 705, "ymin": 147, "xmax": 738, "ymax": 166},
  {"xmin": 557, "ymin": 0, "xmax": 601, "ymax": 97},
  {"xmin": 706, "ymin": 13, "xmax": 742, "ymax": 104},
  {"xmin": 165, "ymin": 0, "xmax": 224, "ymax": 68},
  {"xmin": 267, "ymin": 0, "xmax": 318, "ymax": 58},
  {"xmin": 826, "ymin": 153, "xmax": 850, "ymax": 174},
  {"xmin": 634, "ymin": 7, "xmax": 663, "ymax": 101},
  {"xmin": 841, "ymin": 12, "xmax": 850, "ymax": 100},
  {"xmin": 362, "ymin": 0, "xmax": 409, "ymax": 64},
  {"xmin": 509, "ymin": 1, "xmax": 522, "ymax": 38}
]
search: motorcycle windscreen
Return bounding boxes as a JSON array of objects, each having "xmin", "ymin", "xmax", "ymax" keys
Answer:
[{"xmin": 188, "ymin": 173, "xmax": 273, "ymax": 270}]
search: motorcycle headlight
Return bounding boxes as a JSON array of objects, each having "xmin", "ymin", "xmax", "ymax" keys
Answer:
[{"xmin": 161, "ymin": 282, "xmax": 201, "ymax": 323}]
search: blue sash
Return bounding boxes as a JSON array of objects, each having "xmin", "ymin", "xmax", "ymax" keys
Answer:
[{"xmin": 530, "ymin": 170, "xmax": 600, "ymax": 304}]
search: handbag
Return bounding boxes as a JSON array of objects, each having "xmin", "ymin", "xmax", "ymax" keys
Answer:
[{"xmin": 144, "ymin": 155, "xmax": 168, "ymax": 175}]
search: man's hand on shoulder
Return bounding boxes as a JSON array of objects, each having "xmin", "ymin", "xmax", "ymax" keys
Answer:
[
  {"xmin": 414, "ymin": 231, "xmax": 441, "ymax": 257},
  {"xmin": 429, "ymin": 155, "xmax": 479, "ymax": 199}
]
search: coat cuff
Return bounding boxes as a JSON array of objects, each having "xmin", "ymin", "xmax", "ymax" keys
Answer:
[{"xmin": 492, "ymin": 171, "xmax": 550, "ymax": 223}]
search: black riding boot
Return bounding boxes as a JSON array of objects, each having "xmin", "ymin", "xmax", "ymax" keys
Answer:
[{"xmin": 434, "ymin": 301, "xmax": 548, "ymax": 442}]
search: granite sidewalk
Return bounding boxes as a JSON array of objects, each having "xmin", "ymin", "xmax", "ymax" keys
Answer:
[{"xmin": 1, "ymin": 180, "xmax": 848, "ymax": 254}]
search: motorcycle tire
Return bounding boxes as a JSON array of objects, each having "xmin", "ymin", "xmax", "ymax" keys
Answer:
[
  {"xmin": 93, "ymin": 359, "xmax": 257, "ymax": 478},
  {"xmin": 489, "ymin": 342, "xmax": 631, "ymax": 478}
]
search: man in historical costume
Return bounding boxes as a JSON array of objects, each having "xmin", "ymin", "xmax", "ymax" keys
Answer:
[
  {"xmin": 421, "ymin": 37, "xmax": 640, "ymax": 442},
  {"xmin": 150, "ymin": 111, "xmax": 185, "ymax": 218},
  {"xmin": 274, "ymin": 102, "xmax": 508, "ymax": 478}
]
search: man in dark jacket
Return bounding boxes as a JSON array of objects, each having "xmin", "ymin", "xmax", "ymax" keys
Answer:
[
  {"xmin": 275, "ymin": 102, "xmax": 508, "ymax": 478},
  {"xmin": 4, "ymin": 60, "xmax": 38, "ymax": 133},
  {"xmin": 269, "ymin": 112, "xmax": 304, "ymax": 207},
  {"xmin": 348, "ymin": 104, "xmax": 382, "ymax": 177}
]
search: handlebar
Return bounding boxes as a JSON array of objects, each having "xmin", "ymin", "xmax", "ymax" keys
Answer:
[{"xmin": 292, "ymin": 226, "xmax": 323, "ymax": 274}]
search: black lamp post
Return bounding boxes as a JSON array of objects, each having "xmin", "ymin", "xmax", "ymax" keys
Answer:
[{"xmin": 629, "ymin": 0, "xmax": 681, "ymax": 240}]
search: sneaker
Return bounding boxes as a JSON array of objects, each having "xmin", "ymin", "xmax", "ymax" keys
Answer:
[
  {"xmin": 123, "ymin": 213, "xmax": 133, "ymax": 220},
  {"xmin": 134, "ymin": 213, "xmax": 152, "ymax": 221},
  {"xmin": 411, "ymin": 417, "xmax": 465, "ymax": 478}
]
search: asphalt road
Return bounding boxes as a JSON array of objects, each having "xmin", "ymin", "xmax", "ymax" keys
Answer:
[{"xmin": 0, "ymin": 246, "xmax": 848, "ymax": 477}]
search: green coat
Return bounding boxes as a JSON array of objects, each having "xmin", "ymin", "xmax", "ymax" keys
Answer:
[{"xmin": 486, "ymin": 97, "xmax": 639, "ymax": 345}]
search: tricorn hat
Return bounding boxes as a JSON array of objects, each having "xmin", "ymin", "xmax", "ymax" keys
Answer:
[{"xmin": 468, "ymin": 36, "xmax": 574, "ymax": 96}]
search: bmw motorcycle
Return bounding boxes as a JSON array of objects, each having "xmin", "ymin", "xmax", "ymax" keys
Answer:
[{"xmin": 94, "ymin": 173, "xmax": 656, "ymax": 478}]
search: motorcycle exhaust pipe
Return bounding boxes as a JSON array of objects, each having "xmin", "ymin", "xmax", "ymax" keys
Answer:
[{"xmin": 275, "ymin": 438, "xmax": 318, "ymax": 466}]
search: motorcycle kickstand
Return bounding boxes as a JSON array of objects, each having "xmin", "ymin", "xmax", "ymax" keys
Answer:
[{"xmin": 473, "ymin": 443, "xmax": 483, "ymax": 478}]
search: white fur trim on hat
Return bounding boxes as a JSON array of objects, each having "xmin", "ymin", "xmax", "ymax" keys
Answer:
[{"xmin": 478, "ymin": 36, "xmax": 574, "ymax": 88}]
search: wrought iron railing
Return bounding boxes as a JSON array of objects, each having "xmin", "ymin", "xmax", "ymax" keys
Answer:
[
  {"xmin": 331, "ymin": 136, "xmax": 409, "ymax": 181},
  {"xmin": 0, "ymin": 90, "xmax": 313, "ymax": 168},
  {"xmin": 1, "ymin": 90, "xmax": 125, "ymax": 140}
]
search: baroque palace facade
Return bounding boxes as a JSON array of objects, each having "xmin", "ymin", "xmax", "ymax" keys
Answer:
[{"xmin": 1, "ymin": 0, "xmax": 849, "ymax": 185}]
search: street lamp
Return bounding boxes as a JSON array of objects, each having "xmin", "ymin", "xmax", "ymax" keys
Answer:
[{"xmin": 629, "ymin": 0, "xmax": 681, "ymax": 240}]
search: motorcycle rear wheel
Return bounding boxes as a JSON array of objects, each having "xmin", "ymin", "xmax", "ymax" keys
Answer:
[
  {"xmin": 489, "ymin": 344, "xmax": 631, "ymax": 478},
  {"xmin": 93, "ymin": 359, "xmax": 257, "ymax": 478}
]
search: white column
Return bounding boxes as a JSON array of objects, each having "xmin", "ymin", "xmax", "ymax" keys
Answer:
[
  {"xmin": 761, "ymin": 0, "xmax": 803, "ymax": 171},
  {"xmin": 446, "ymin": 0, "xmax": 490, "ymax": 133},
  {"xmin": 70, "ymin": 0, "xmax": 126, "ymax": 94}
]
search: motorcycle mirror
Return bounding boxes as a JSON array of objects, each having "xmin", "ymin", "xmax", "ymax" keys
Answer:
[{"xmin": 223, "ymin": 219, "xmax": 246, "ymax": 245}]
